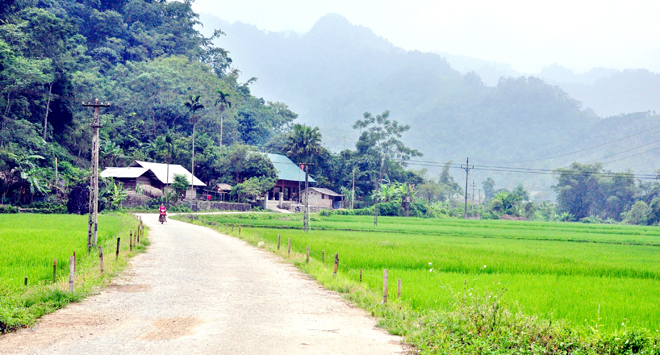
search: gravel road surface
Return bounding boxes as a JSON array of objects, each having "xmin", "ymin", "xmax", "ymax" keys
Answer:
[{"xmin": 0, "ymin": 215, "xmax": 405, "ymax": 354}]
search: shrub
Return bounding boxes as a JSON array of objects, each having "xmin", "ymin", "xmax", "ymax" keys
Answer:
[{"xmin": 0, "ymin": 205, "xmax": 18, "ymax": 213}]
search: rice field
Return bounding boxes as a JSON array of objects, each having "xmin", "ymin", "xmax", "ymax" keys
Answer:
[
  {"xmin": 0, "ymin": 213, "xmax": 142, "ymax": 332},
  {"xmin": 186, "ymin": 214, "xmax": 660, "ymax": 332}
]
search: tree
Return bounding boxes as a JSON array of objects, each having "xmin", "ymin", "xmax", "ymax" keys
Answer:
[
  {"xmin": 482, "ymin": 177, "xmax": 496, "ymax": 201},
  {"xmin": 418, "ymin": 181, "xmax": 441, "ymax": 202},
  {"xmin": 353, "ymin": 110, "xmax": 422, "ymax": 225},
  {"xmin": 554, "ymin": 163, "xmax": 604, "ymax": 220},
  {"xmin": 621, "ymin": 200, "xmax": 649, "ymax": 225},
  {"xmin": 171, "ymin": 174, "xmax": 189, "ymax": 202},
  {"xmin": 231, "ymin": 176, "xmax": 276, "ymax": 203},
  {"xmin": 438, "ymin": 161, "xmax": 463, "ymax": 201},
  {"xmin": 283, "ymin": 124, "xmax": 323, "ymax": 164},
  {"xmin": 215, "ymin": 89, "xmax": 231, "ymax": 145},
  {"xmin": 184, "ymin": 94, "xmax": 204, "ymax": 194}
]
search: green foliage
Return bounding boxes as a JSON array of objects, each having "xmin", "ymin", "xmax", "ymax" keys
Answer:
[
  {"xmin": 0, "ymin": 213, "xmax": 141, "ymax": 332},
  {"xmin": 171, "ymin": 174, "xmax": 189, "ymax": 202},
  {"xmin": 183, "ymin": 213, "xmax": 660, "ymax": 353},
  {"xmin": 554, "ymin": 162, "xmax": 635, "ymax": 221},
  {"xmin": 107, "ymin": 182, "xmax": 128, "ymax": 210},
  {"xmin": 0, "ymin": 0, "xmax": 297, "ymax": 208},
  {"xmin": 231, "ymin": 176, "xmax": 276, "ymax": 203},
  {"xmin": 283, "ymin": 123, "xmax": 323, "ymax": 164}
]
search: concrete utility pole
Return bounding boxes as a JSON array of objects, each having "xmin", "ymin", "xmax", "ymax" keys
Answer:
[
  {"xmin": 460, "ymin": 158, "xmax": 474, "ymax": 219},
  {"xmin": 82, "ymin": 99, "xmax": 110, "ymax": 251},
  {"xmin": 351, "ymin": 167, "xmax": 355, "ymax": 210},
  {"xmin": 303, "ymin": 164, "xmax": 310, "ymax": 232},
  {"xmin": 471, "ymin": 180, "xmax": 476, "ymax": 210},
  {"xmin": 405, "ymin": 182, "xmax": 412, "ymax": 217},
  {"xmin": 478, "ymin": 188, "xmax": 482, "ymax": 205}
]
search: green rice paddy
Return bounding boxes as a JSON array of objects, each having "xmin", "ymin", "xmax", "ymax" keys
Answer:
[
  {"xmin": 0, "ymin": 213, "xmax": 142, "ymax": 332},
  {"xmin": 189, "ymin": 214, "xmax": 660, "ymax": 332}
]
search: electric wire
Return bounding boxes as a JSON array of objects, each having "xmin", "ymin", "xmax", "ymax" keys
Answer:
[{"xmin": 496, "ymin": 123, "xmax": 660, "ymax": 164}]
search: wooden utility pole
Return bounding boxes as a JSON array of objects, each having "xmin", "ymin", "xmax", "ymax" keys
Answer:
[
  {"xmin": 460, "ymin": 158, "xmax": 474, "ymax": 219},
  {"xmin": 82, "ymin": 99, "xmax": 110, "ymax": 251}
]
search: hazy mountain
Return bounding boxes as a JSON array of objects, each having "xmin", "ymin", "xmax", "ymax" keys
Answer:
[
  {"xmin": 438, "ymin": 58, "xmax": 660, "ymax": 117},
  {"xmin": 433, "ymin": 52, "xmax": 521, "ymax": 86},
  {"xmin": 198, "ymin": 13, "xmax": 660, "ymax": 190},
  {"xmin": 545, "ymin": 68, "xmax": 660, "ymax": 117}
]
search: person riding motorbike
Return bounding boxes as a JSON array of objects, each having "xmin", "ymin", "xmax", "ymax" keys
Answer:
[{"xmin": 159, "ymin": 203, "xmax": 167, "ymax": 223}]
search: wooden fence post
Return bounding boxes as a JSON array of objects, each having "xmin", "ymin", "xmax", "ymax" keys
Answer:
[
  {"xmin": 99, "ymin": 246, "xmax": 104, "ymax": 273},
  {"xmin": 322, "ymin": 250, "xmax": 325, "ymax": 263},
  {"xmin": 239, "ymin": 225, "xmax": 241, "ymax": 235},
  {"xmin": 231, "ymin": 224, "xmax": 234, "ymax": 232},
  {"xmin": 333, "ymin": 253, "xmax": 339, "ymax": 277},
  {"xmin": 69, "ymin": 255, "xmax": 75, "ymax": 292},
  {"xmin": 383, "ymin": 269, "xmax": 388, "ymax": 303},
  {"xmin": 277, "ymin": 234, "xmax": 281, "ymax": 250},
  {"xmin": 137, "ymin": 227, "xmax": 140, "ymax": 243},
  {"xmin": 130, "ymin": 231, "xmax": 133, "ymax": 251},
  {"xmin": 360, "ymin": 268, "xmax": 362, "ymax": 283},
  {"xmin": 53, "ymin": 259, "xmax": 57, "ymax": 283},
  {"xmin": 116, "ymin": 237, "xmax": 121, "ymax": 261},
  {"xmin": 24, "ymin": 276, "xmax": 28, "ymax": 286},
  {"xmin": 306, "ymin": 246, "xmax": 309, "ymax": 263},
  {"xmin": 397, "ymin": 279, "xmax": 401, "ymax": 299},
  {"xmin": 288, "ymin": 238, "xmax": 291, "ymax": 257},
  {"xmin": 73, "ymin": 251, "xmax": 76, "ymax": 272}
]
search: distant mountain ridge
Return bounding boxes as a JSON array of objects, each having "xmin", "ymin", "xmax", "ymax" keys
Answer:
[
  {"xmin": 198, "ymin": 13, "xmax": 660, "ymax": 190},
  {"xmin": 435, "ymin": 55, "xmax": 660, "ymax": 117}
]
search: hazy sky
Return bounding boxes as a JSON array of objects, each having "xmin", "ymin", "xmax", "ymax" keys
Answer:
[{"xmin": 193, "ymin": 0, "xmax": 660, "ymax": 74}]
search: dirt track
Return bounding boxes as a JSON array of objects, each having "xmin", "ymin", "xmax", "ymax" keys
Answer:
[{"xmin": 0, "ymin": 215, "xmax": 405, "ymax": 354}]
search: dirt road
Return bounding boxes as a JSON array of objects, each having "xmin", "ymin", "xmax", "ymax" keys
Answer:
[{"xmin": 0, "ymin": 215, "xmax": 405, "ymax": 354}]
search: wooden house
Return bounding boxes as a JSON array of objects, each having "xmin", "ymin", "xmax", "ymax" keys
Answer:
[{"xmin": 101, "ymin": 160, "xmax": 205, "ymax": 198}]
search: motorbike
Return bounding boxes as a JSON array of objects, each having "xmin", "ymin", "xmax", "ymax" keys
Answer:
[{"xmin": 159, "ymin": 213, "xmax": 166, "ymax": 224}]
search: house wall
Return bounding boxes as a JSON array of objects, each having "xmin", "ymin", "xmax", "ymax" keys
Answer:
[
  {"xmin": 116, "ymin": 178, "xmax": 137, "ymax": 190},
  {"xmin": 270, "ymin": 180, "xmax": 302, "ymax": 202},
  {"xmin": 302, "ymin": 191, "xmax": 333, "ymax": 208}
]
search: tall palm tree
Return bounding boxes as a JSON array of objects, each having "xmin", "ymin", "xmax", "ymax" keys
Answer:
[
  {"xmin": 184, "ymin": 95, "xmax": 204, "ymax": 197},
  {"xmin": 215, "ymin": 89, "xmax": 231, "ymax": 146},
  {"xmin": 283, "ymin": 124, "xmax": 323, "ymax": 163}
]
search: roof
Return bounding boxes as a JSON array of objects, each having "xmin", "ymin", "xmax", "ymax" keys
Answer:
[
  {"xmin": 265, "ymin": 154, "xmax": 315, "ymax": 183},
  {"xmin": 302, "ymin": 187, "xmax": 343, "ymax": 197},
  {"xmin": 214, "ymin": 183, "xmax": 232, "ymax": 192},
  {"xmin": 129, "ymin": 161, "xmax": 206, "ymax": 186},
  {"xmin": 100, "ymin": 167, "xmax": 149, "ymax": 179}
]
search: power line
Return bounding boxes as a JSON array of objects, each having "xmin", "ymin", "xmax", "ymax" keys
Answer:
[
  {"xmin": 404, "ymin": 160, "xmax": 658, "ymax": 180},
  {"xmin": 499, "ymin": 122, "xmax": 660, "ymax": 164},
  {"xmin": 586, "ymin": 138, "xmax": 660, "ymax": 164}
]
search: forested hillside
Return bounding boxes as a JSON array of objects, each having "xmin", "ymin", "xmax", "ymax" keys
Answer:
[
  {"xmin": 0, "ymin": 0, "xmax": 300, "ymax": 204},
  {"xmin": 201, "ymin": 13, "xmax": 660, "ymax": 189}
]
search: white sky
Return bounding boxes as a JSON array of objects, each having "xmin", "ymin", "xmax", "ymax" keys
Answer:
[{"xmin": 192, "ymin": 0, "xmax": 660, "ymax": 74}]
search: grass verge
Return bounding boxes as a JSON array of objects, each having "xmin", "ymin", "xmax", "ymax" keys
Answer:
[{"xmin": 0, "ymin": 213, "xmax": 147, "ymax": 333}]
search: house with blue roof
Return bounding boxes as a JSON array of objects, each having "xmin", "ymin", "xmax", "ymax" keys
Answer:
[{"xmin": 265, "ymin": 154, "xmax": 314, "ymax": 203}]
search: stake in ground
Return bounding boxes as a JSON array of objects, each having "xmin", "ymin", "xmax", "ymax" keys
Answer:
[
  {"xmin": 180, "ymin": 213, "xmax": 660, "ymax": 333},
  {"xmin": 0, "ymin": 213, "xmax": 143, "ymax": 333}
]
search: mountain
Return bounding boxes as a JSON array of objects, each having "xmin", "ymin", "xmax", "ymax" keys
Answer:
[
  {"xmin": 437, "ymin": 58, "xmax": 660, "ymax": 118},
  {"xmin": 432, "ymin": 52, "xmax": 521, "ymax": 86},
  {"xmin": 540, "ymin": 67, "xmax": 660, "ymax": 117},
  {"xmin": 198, "ymin": 13, "xmax": 660, "ymax": 190}
]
